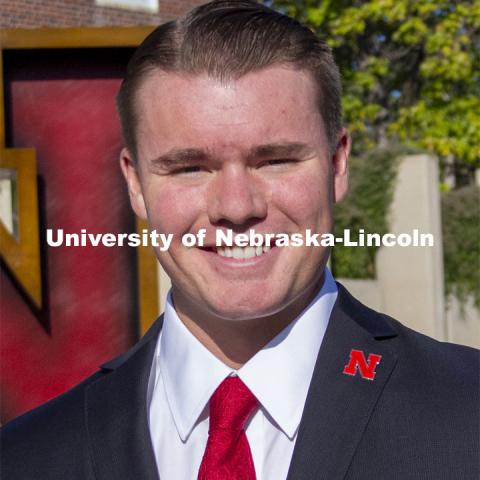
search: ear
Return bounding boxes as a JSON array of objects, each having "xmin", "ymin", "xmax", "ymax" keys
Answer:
[
  {"xmin": 120, "ymin": 148, "xmax": 148, "ymax": 219},
  {"xmin": 332, "ymin": 128, "xmax": 351, "ymax": 203}
]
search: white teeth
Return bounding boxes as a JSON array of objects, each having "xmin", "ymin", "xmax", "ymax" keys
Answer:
[
  {"xmin": 217, "ymin": 247, "xmax": 233, "ymax": 257},
  {"xmin": 215, "ymin": 245, "xmax": 272, "ymax": 259}
]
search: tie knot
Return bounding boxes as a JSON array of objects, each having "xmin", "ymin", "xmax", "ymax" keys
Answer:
[{"xmin": 209, "ymin": 377, "xmax": 258, "ymax": 432}]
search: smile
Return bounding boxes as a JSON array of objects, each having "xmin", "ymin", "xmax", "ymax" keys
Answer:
[
  {"xmin": 216, "ymin": 245, "xmax": 272, "ymax": 259},
  {"xmin": 198, "ymin": 244, "xmax": 275, "ymax": 260}
]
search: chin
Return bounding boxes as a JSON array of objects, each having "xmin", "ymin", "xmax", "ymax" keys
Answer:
[{"xmin": 203, "ymin": 292, "xmax": 290, "ymax": 322}]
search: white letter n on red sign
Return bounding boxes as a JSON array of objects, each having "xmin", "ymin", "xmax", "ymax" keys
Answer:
[{"xmin": 343, "ymin": 349, "xmax": 382, "ymax": 381}]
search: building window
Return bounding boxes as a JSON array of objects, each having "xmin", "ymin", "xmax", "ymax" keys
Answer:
[{"xmin": 95, "ymin": 0, "xmax": 159, "ymax": 13}]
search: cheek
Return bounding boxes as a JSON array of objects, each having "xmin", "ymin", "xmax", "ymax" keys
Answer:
[
  {"xmin": 270, "ymin": 172, "xmax": 331, "ymax": 228},
  {"xmin": 144, "ymin": 182, "xmax": 204, "ymax": 235}
]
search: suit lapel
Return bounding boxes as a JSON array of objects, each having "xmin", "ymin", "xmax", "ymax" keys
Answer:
[
  {"xmin": 287, "ymin": 284, "xmax": 398, "ymax": 480},
  {"xmin": 85, "ymin": 318, "xmax": 163, "ymax": 480}
]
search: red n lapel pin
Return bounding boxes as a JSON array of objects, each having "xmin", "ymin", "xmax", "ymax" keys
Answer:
[{"xmin": 343, "ymin": 349, "xmax": 382, "ymax": 381}]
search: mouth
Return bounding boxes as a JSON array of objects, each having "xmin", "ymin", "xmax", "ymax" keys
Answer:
[{"xmin": 199, "ymin": 245, "xmax": 274, "ymax": 260}]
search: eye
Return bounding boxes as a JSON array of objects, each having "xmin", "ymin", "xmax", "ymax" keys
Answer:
[
  {"xmin": 260, "ymin": 158, "xmax": 296, "ymax": 168},
  {"xmin": 171, "ymin": 165, "xmax": 204, "ymax": 175}
]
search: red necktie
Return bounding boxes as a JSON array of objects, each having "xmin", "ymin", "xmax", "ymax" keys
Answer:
[{"xmin": 198, "ymin": 376, "xmax": 258, "ymax": 480}]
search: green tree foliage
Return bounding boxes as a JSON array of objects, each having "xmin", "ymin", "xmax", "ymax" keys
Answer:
[
  {"xmin": 269, "ymin": 0, "xmax": 480, "ymax": 179},
  {"xmin": 442, "ymin": 185, "xmax": 480, "ymax": 308},
  {"xmin": 332, "ymin": 148, "xmax": 399, "ymax": 278}
]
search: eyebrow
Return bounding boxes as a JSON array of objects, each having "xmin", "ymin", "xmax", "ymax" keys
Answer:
[
  {"xmin": 248, "ymin": 142, "xmax": 315, "ymax": 159},
  {"xmin": 150, "ymin": 148, "xmax": 210, "ymax": 168},
  {"xmin": 149, "ymin": 142, "xmax": 314, "ymax": 168}
]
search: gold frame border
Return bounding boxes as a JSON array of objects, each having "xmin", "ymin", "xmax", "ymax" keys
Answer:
[{"xmin": 0, "ymin": 149, "xmax": 42, "ymax": 308}]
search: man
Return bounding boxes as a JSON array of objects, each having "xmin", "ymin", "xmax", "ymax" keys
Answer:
[{"xmin": 1, "ymin": 1, "xmax": 478, "ymax": 479}]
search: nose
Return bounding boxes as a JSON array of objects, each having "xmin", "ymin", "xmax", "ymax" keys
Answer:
[{"xmin": 207, "ymin": 166, "xmax": 268, "ymax": 226}]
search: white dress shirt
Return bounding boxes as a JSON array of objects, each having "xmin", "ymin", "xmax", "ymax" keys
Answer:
[{"xmin": 147, "ymin": 268, "xmax": 338, "ymax": 480}]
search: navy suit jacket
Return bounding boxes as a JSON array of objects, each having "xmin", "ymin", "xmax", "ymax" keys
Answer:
[{"xmin": 2, "ymin": 283, "xmax": 479, "ymax": 479}]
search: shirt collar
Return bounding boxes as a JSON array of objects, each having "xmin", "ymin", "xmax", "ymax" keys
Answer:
[{"xmin": 157, "ymin": 268, "xmax": 338, "ymax": 441}]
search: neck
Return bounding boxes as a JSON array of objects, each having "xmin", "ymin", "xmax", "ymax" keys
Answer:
[{"xmin": 171, "ymin": 275, "xmax": 324, "ymax": 369}]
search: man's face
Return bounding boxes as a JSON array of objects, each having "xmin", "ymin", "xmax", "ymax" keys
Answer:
[{"xmin": 121, "ymin": 65, "xmax": 349, "ymax": 321}]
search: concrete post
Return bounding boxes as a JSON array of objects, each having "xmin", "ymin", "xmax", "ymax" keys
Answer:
[{"xmin": 376, "ymin": 154, "xmax": 446, "ymax": 340}]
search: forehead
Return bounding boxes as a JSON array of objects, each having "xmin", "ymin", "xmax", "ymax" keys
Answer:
[{"xmin": 135, "ymin": 65, "xmax": 326, "ymax": 159}]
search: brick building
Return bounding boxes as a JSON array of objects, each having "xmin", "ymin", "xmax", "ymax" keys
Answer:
[{"xmin": 1, "ymin": 0, "xmax": 206, "ymax": 28}]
